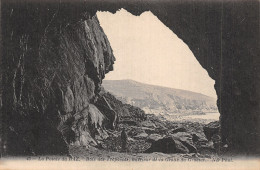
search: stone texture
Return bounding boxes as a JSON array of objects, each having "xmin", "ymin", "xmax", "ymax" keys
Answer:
[
  {"xmin": 1, "ymin": 0, "xmax": 259, "ymax": 155},
  {"xmin": 145, "ymin": 136, "xmax": 189, "ymax": 154},
  {"xmin": 171, "ymin": 132, "xmax": 198, "ymax": 153},
  {"xmin": 134, "ymin": 132, "xmax": 148, "ymax": 139},
  {"xmin": 147, "ymin": 134, "xmax": 163, "ymax": 142},
  {"xmin": 203, "ymin": 121, "xmax": 220, "ymax": 141},
  {"xmin": 1, "ymin": 5, "xmax": 115, "ymax": 155},
  {"xmin": 145, "ymin": 132, "xmax": 198, "ymax": 154},
  {"xmin": 169, "ymin": 127, "xmax": 187, "ymax": 134}
]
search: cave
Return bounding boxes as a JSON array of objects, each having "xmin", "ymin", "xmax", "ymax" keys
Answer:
[
  {"xmin": 0, "ymin": 0, "xmax": 259, "ymax": 156},
  {"xmin": 97, "ymin": 9, "xmax": 220, "ymax": 123}
]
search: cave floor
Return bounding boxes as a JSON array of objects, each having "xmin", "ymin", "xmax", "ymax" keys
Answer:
[{"xmin": 69, "ymin": 145, "xmax": 220, "ymax": 162}]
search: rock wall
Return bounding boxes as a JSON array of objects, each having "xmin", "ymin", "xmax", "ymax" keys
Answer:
[
  {"xmin": 1, "ymin": 1, "xmax": 115, "ymax": 155},
  {"xmin": 1, "ymin": 0, "xmax": 259, "ymax": 155},
  {"xmin": 87, "ymin": 0, "xmax": 260, "ymax": 155}
]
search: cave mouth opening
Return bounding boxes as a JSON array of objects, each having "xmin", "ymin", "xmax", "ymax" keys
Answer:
[{"xmin": 97, "ymin": 9, "xmax": 219, "ymax": 124}]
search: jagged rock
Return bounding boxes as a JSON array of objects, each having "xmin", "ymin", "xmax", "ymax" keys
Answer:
[
  {"xmin": 127, "ymin": 127, "xmax": 145, "ymax": 137},
  {"xmin": 171, "ymin": 132, "xmax": 197, "ymax": 153},
  {"xmin": 140, "ymin": 121, "xmax": 156, "ymax": 128},
  {"xmin": 211, "ymin": 134, "xmax": 221, "ymax": 152},
  {"xmin": 128, "ymin": 137, "xmax": 135, "ymax": 142},
  {"xmin": 72, "ymin": 104, "xmax": 108, "ymax": 147},
  {"xmin": 2, "ymin": 0, "xmax": 259, "ymax": 156},
  {"xmin": 198, "ymin": 141, "xmax": 215, "ymax": 155},
  {"xmin": 96, "ymin": 91, "xmax": 147, "ymax": 127},
  {"xmin": 120, "ymin": 120, "xmax": 138, "ymax": 126},
  {"xmin": 192, "ymin": 133, "xmax": 200, "ymax": 142},
  {"xmin": 203, "ymin": 121, "xmax": 220, "ymax": 140},
  {"xmin": 147, "ymin": 134, "xmax": 164, "ymax": 142},
  {"xmin": 95, "ymin": 95, "xmax": 118, "ymax": 130},
  {"xmin": 2, "ymin": 10, "xmax": 115, "ymax": 155},
  {"xmin": 145, "ymin": 132, "xmax": 198, "ymax": 154},
  {"xmin": 134, "ymin": 132, "xmax": 149, "ymax": 139},
  {"xmin": 169, "ymin": 127, "xmax": 187, "ymax": 134},
  {"xmin": 141, "ymin": 127, "xmax": 156, "ymax": 134}
]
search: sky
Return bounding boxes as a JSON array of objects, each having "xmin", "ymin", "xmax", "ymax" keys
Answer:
[{"xmin": 97, "ymin": 9, "xmax": 217, "ymax": 98}]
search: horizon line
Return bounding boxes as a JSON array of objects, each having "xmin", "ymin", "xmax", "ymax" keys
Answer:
[{"xmin": 103, "ymin": 78, "xmax": 217, "ymax": 99}]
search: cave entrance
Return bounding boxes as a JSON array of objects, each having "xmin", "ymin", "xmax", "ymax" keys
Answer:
[{"xmin": 97, "ymin": 9, "xmax": 219, "ymax": 124}]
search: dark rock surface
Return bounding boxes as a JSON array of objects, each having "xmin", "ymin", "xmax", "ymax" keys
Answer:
[
  {"xmin": 170, "ymin": 127, "xmax": 187, "ymax": 134},
  {"xmin": 99, "ymin": 96, "xmax": 214, "ymax": 155},
  {"xmin": 2, "ymin": 8, "xmax": 115, "ymax": 155},
  {"xmin": 96, "ymin": 90, "xmax": 147, "ymax": 123},
  {"xmin": 171, "ymin": 132, "xmax": 198, "ymax": 153},
  {"xmin": 203, "ymin": 121, "xmax": 220, "ymax": 141},
  {"xmin": 1, "ymin": 0, "xmax": 259, "ymax": 155},
  {"xmin": 145, "ymin": 137, "xmax": 190, "ymax": 154},
  {"xmin": 147, "ymin": 134, "xmax": 163, "ymax": 142},
  {"xmin": 145, "ymin": 132, "xmax": 198, "ymax": 154}
]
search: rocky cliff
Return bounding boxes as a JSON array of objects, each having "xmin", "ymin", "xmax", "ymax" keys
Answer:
[
  {"xmin": 1, "ymin": 0, "xmax": 259, "ymax": 156},
  {"xmin": 103, "ymin": 80, "xmax": 218, "ymax": 116},
  {"xmin": 1, "ymin": 3, "xmax": 115, "ymax": 155}
]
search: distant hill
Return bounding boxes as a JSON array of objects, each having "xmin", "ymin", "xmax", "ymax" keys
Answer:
[{"xmin": 102, "ymin": 79, "xmax": 218, "ymax": 116}]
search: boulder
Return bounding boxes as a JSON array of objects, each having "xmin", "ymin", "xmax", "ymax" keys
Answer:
[
  {"xmin": 198, "ymin": 141, "xmax": 215, "ymax": 155},
  {"xmin": 191, "ymin": 132, "xmax": 208, "ymax": 143},
  {"xmin": 171, "ymin": 132, "xmax": 197, "ymax": 153},
  {"xmin": 192, "ymin": 133, "xmax": 200, "ymax": 142},
  {"xmin": 140, "ymin": 120, "xmax": 156, "ymax": 128},
  {"xmin": 141, "ymin": 127, "xmax": 156, "ymax": 134},
  {"xmin": 147, "ymin": 134, "xmax": 164, "ymax": 142},
  {"xmin": 128, "ymin": 137, "xmax": 136, "ymax": 142},
  {"xmin": 120, "ymin": 120, "xmax": 138, "ymax": 126},
  {"xmin": 203, "ymin": 121, "xmax": 220, "ymax": 140},
  {"xmin": 145, "ymin": 132, "xmax": 198, "ymax": 154},
  {"xmin": 134, "ymin": 132, "xmax": 149, "ymax": 139},
  {"xmin": 211, "ymin": 134, "xmax": 221, "ymax": 152},
  {"xmin": 72, "ymin": 104, "xmax": 108, "ymax": 147},
  {"xmin": 96, "ymin": 91, "xmax": 147, "ymax": 124},
  {"xmin": 127, "ymin": 126, "xmax": 145, "ymax": 137},
  {"xmin": 169, "ymin": 127, "xmax": 187, "ymax": 134},
  {"xmin": 145, "ymin": 136, "xmax": 189, "ymax": 154}
]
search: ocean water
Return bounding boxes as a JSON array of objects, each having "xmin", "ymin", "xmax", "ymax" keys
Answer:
[
  {"xmin": 161, "ymin": 112, "xmax": 220, "ymax": 123},
  {"xmin": 186, "ymin": 112, "xmax": 220, "ymax": 121}
]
